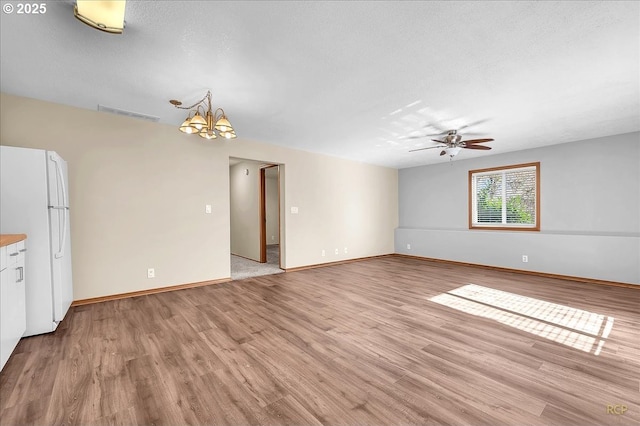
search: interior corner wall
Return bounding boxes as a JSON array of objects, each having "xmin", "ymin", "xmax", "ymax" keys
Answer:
[
  {"xmin": 395, "ymin": 132, "xmax": 640, "ymax": 285},
  {"xmin": 0, "ymin": 93, "xmax": 398, "ymax": 300},
  {"xmin": 229, "ymin": 162, "xmax": 261, "ymax": 261}
]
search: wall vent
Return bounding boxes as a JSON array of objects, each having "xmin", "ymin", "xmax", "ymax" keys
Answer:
[{"xmin": 97, "ymin": 105, "xmax": 160, "ymax": 122}]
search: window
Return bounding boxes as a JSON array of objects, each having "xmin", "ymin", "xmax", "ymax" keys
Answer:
[{"xmin": 469, "ymin": 162, "xmax": 540, "ymax": 230}]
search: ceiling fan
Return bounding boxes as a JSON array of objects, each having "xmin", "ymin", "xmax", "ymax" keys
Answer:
[{"xmin": 408, "ymin": 129, "xmax": 494, "ymax": 157}]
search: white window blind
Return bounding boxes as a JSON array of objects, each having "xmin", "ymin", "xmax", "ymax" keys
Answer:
[{"xmin": 470, "ymin": 163, "xmax": 539, "ymax": 230}]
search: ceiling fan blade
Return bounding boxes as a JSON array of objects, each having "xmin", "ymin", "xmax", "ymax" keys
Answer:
[
  {"xmin": 463, "ymin": 145, "xmax": 492, "ymax": 150},
  {"xmin": 457, "ymin": 118, "xmax": 489, "ymax": 131},
  {"xmin": 408, "ymin": 145, "xmax": 446, "ymax": 152},
  {"xmin": 404, "ymin": 133, "xmax": 447, "ymax": 140},
  {"xmin": 439, "ymin": 150, "xmax": 447, "ymax": 156},
  {"xmin": 432, "ymin": 139, "xmax": 446, "ymax": 143},
  {"xmin": 403, "ymin": 123, "xmax": 451, "ymax": 139},
  {"xmin": 427, "ymin": 130, "xmax": 485, "ymax": 138},
  {"xmin": 420, "ymin": 122, "xmax": 449, "ymax": 134},
  {"xmin": 463, "ymin": 138, "xmax": 494, "ymax": 144}
]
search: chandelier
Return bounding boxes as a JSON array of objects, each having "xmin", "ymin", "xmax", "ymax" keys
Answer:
[
  {"xmin": 169, "ymin": 91, "xmax": 237, "ymax": 140},
  {"xmin": 74, "ymin": 0, "xmax": 126, "ymax": 34}
]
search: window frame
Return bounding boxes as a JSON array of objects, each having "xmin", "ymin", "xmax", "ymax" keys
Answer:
[{"xmin": 468, "ymin": 162, "xmax": 540, "ymax": 231}]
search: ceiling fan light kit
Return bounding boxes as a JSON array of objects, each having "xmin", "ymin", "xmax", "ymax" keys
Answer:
[
  {"xmin": 445, "ymin": 147, "xmax": 462, "ymax": 157},
  {"xmin": 74, "ymin": 0, "xmax": 126, "ymax": 34},
  {"xmin": 170, "ymin": 91, "xmax": 237, "ymax": 140}
]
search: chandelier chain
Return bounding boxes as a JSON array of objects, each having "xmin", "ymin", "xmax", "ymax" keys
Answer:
[{"xmin": 174, "ymin": 90, "xmax": 212, "ymax": 111}]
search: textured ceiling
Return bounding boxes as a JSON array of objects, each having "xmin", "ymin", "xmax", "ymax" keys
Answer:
[{"xmin": 1, "ymin": 1, "xmax": 638, "ymax": 168}]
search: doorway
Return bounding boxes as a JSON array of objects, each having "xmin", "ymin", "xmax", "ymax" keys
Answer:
[{"xmin": 229, "ymin": 158, "xmax": 283, "ymax": 280}]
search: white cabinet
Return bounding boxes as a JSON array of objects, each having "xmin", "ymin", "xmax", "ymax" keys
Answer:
[{"xmin": 0, "ymin": 240, "xmax": 27, "ymax": 371}]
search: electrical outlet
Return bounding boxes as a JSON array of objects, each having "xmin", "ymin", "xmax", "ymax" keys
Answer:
[
  {"xmin": 344, "ymin": 247, "xmax": 348, "ymax": 254},
  {"xmin": 335, "ymin": 248, "xmax": 339, "ymax": 255},
  {"xmin": 205, "ymin": 204, "xmax": 212, "ymax": 214},
  {"xmin": 407, "ymin": 243, "xmax": 411, "ymax": 250},
  {"xmin": 271, "ymin": 235, "xmax": 275, "ymax": 241},
  {"xmin": 147, "ymin": 268, "xmax": 155, "ymax": 278},
  {"xmin": 322, "ymin": 249, "xmax": 325, "ymax": 257},
  {"xmin": 522, "ymin": 255, "xmax": 528, "ymax": 263}
]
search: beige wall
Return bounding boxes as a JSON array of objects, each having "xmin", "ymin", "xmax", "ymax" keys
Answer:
[
  {"xmin": 0, "ymin": 93, "xmax": 398, "ymax": 300},
  {"xmin": 229, "ymin": 161, "xmax": 262, "ymax": 260}
]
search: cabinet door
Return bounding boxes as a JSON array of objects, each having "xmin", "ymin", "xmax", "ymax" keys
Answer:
[
  {"xmin": 0, "ymin": 258, "xmax": 15, "ymax": 371},
  {"xmin": 16, "ymin": 243, "xmax": 26, "ymax": 338},
  {"xmin": 0, "ymin": 242, "xmax": 26, "ymax": 372}
]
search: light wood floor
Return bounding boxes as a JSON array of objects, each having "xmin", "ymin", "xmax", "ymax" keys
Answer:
[{"xmin": 1, "ymin": 256, "xmax": 638, "ymax": 425}]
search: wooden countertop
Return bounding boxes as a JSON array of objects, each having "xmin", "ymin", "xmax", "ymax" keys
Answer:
[{"xmin": 0, "ymin": 234, "xmax": 27, "ymax": 247}]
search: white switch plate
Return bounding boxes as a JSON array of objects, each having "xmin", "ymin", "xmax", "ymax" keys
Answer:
[
  {"xmin": 147, "ymin": 268, "xmax": 155, "ymax": 278},
  {"xmin": 407, "ymin": 243, "xmax": 411, "ymax": 250},
  {"xmin": 522, "ymin": 255, "xmax": 529, "ymax": 263},
  {"xmin": 205, "ymin": 204, "xmax": 212, "ymax": 214},
  {"xmin": 291, "ymin": 206, "xmax": 299, "ymax": 214}
]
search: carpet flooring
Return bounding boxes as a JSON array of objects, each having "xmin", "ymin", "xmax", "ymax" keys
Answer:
[{"xmin": 231, "ymin": 244, "xmax": 283, "ymax": 280}]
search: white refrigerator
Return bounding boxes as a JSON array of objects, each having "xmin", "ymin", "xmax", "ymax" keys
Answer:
[{"xmin": 0, "ymin": 146, "xmax": 74, "ymax": 336}]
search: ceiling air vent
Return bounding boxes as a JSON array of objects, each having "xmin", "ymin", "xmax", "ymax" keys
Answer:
[{"xmin": 97, "ymin": 105, "xmax": 160, "ymax": 122}]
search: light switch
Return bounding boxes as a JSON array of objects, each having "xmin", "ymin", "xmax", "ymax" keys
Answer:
[
  {"xmin": 291, "ymin": 206, "xmax": 299, "ymax": 214},
  {"xmin": 205, "ymin": 204, "xmax": 212, "ymax": 214}
]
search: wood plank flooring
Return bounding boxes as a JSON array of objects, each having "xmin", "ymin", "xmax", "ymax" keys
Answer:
[{"xmin": 1, "ymin": 256, "xmax": 638, "ymax": 425}]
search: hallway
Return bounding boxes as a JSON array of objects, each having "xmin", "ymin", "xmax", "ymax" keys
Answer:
[{"xmin": 231, "ymin": 244, "xmax": 283, "ymax": 280}]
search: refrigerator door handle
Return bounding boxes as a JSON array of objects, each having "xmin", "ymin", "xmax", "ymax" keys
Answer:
[
  {"xmin": 55, "ymin": 207, "xmax": 67, "ymax": 259},
  {"xmin": 50, "ymin": 154, "xmax": 68, "ymax": 259},
  {"xmin": 50, "ymin": 153, "xmax": 69, "ymax": 208}
]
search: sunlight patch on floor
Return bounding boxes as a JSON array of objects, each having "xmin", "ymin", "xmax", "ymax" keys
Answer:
[{"xmin": 430, "ymin": 284, "xmax": 614, "ymax": 355}]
